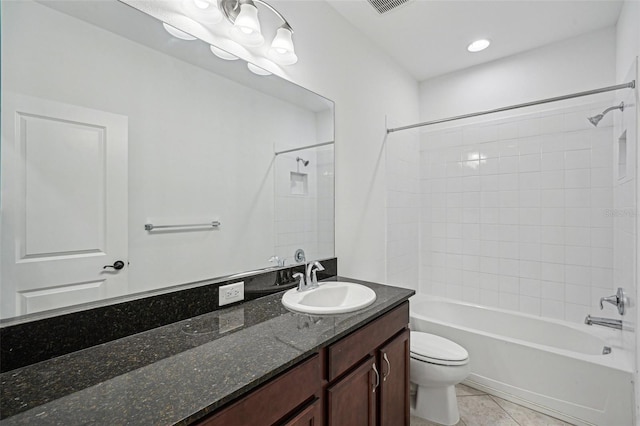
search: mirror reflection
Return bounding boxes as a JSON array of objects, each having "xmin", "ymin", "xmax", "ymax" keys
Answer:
[{"xmin": 0, "ymin": 0, "xmax": 334, "ymax": 320}]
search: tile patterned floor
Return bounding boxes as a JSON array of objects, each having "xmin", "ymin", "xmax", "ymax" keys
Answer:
[{"xmin": 410, "ymin": 384, "xmax": 575, "ymax": 426}]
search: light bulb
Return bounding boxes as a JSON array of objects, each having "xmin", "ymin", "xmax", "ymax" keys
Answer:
[
  {"xmin": 230, "ymin": 3, "xmax": 264, "ymax": 46},
  {"xmin": 268, "ymin": 27, "xmax": 297, "ymax": 65},
  {"xmin": 182, "ymin": 0, "xmax": 223, "ymax": 24},
  {"xmin": 270, "ymin": 27, "xmax": 294, "ymax": 54}
]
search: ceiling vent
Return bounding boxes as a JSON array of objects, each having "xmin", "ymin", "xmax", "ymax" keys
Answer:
[{"xmin": 366, "ymin": 0, "xmax": 411, "ymax": 14}]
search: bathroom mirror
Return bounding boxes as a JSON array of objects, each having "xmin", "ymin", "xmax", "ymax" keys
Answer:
[{"xmin": 0, "ymin": 0, "xmax": 334, "ymax": 320}]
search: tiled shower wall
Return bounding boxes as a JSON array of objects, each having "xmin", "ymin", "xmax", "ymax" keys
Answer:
[
  {"xmin": 274, "ymin": 146, "xmax": 334, "ymax": 265},
  {"xmin": 420, "ymin": 101, "xmax": 618, "ymax": 324},
  {"xmin": 613, "ymin": 84, "xmax": 637, "ymax": 354},
  {"xmin": 317, "ymin": 147, "xmax": 335, "ymax": 259},
  {"xmin": 386, "ymin": 132, "xmax": 420, "ymax": 290}
]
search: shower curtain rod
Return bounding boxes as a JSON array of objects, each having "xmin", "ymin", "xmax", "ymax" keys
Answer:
[
  {"xmin": 386, "ymin": 80, "xmax": 636, "ymax": 134},
  {"xmin": 274, "ymin": 140, "xmax": 334, "ymax": 156}
]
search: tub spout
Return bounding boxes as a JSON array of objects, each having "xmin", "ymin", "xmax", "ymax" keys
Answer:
[{"xmin": 584, "ymin": 314, "xmax": 622, "ymax": 330}]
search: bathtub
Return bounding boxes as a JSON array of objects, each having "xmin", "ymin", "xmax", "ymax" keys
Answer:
[{"xmin": 409, "ymin": 295, "xmax": 634, "ymax": 426}]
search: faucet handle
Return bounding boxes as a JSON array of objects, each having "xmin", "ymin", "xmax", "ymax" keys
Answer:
[
  {"xmin": 306, "ymin": 261, "xmax": 325, "ymax": 288},
  {"xmin": 599, "ymin": 296, "xmax": 617, "ymax": 310},
  {"xmin": 293, "ymin": 273, "xmax": 305, "ymax": 291},
  {"xmin": 269, "ymin": 256, "xmax": 286, "ymax": 267},
  {"xmin": 599, "ymin": 288, "xmax": 627, "ymax": 315}
]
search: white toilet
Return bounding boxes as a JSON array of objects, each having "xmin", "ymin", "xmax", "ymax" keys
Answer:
[{"xmin": 410, "ymin": 331, "xmax": 470, "ymax": 426}]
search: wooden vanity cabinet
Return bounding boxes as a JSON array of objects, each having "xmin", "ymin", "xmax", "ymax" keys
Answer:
[
  {"xmin": 193, "ymin": 301, "xmax": 409, "ymax": 426},
  {"xmin": 378, "ymin": 329, "xmax": 410, "ymax": 426},
  {"xmin": 282, "ymin": 398, "xmax": 322, "ymax": 426},
  {"xmin": 326, "ymin": 356, "xmax": 377, "ymax": 426},
  {"xmin": 196, "ymin": 355, "xmax": 322, "ymax": 426},
  {"xmin": 325, "ymin": 302, "xmax": 410, "ymax": 426},
  {"xmin": 325, "ymin": 331, "xmax": 410, "ymax": 426}
]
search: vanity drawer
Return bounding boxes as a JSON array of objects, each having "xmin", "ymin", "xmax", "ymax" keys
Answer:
[
  {"xmin": 198, "ymin": 354, "xmax": 321, "ymax": 426},
  {"xmin": 326, "ymin": 302, "xmax": 409, "ymax": 382}
]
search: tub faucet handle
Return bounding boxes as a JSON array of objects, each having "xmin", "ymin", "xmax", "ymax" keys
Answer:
[{"xmin": 599, "ymin": 287, "xmax": 627, "ymax": 315}]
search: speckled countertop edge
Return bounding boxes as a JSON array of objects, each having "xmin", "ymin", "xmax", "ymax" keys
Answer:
[{"xmin": 0, "ymin": 278, "xmax": 414, "ymax": 425}]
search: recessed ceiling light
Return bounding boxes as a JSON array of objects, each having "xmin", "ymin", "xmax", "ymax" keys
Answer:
[{"xmin": 467, "ymin": 39, "xmax": 491, "ymax": 53}]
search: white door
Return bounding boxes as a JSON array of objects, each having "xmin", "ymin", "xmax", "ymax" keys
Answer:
[{"xmin": 1, "ymin": 93, "xmax": 128, "ymax": 318}]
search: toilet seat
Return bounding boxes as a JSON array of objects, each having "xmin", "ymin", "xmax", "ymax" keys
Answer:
[{"xmin": 410, "ymin": 332, "xmax": 469, "ymax": 366}]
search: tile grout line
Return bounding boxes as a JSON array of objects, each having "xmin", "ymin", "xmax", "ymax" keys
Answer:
[{"xmin": 488, "ymin": 395, "xmax": 522, "ymax": 426}]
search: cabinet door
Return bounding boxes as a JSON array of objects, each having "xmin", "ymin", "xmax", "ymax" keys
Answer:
[
  {"xmin": 379, "ymin": 330, "xmax": 410, "ymax": 426},
  {"xmin": 326, "ymin": 356, "xmax": 376, "ymax": 426},
  {"xmin": 197, "ymin": 355, "xmax": 320, "ymax": 426},
  {"xmin": 282, "ymin": 398, "xmax": 321, "ymax": 426}
]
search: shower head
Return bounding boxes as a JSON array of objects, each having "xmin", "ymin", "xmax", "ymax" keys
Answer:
[
  {"xmin": 296, "ymin": 157, "xmax": 309, "ymax": 167},
  {"xmin": 588, "ymin": 115, "xmax": 603, "ymax": 127},
  {"xmin": 587, "ymin": 102, "xmax": 624, "ymax": 127}
]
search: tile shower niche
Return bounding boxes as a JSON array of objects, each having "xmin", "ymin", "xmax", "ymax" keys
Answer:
[
  {"xmin": 290, "ymin": 172, "xmax": 308, "ymax": 195},
  {"xmin": 618, "ymin": 130, "xmax": 627, "ymax": 180}
]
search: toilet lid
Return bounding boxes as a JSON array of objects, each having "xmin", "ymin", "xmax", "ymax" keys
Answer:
[{"xmin": 410, "ymin": 331, "xmax": 469, "ymax": 366}]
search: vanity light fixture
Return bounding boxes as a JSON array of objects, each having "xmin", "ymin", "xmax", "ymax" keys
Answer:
[
  {"xmin": 227, "ymin": 0, "xmax": 264, "ymax": 46},
  {"xmin": 210, "ymin": 45, "xmax": 239, "ymax": 60},
  {"xmin": 184, "ymin": 0, "xmax": 223, "ymax": 23},
  {"xmin": 162, "ymin": 0, "xmax": 298, "ymax": 72},
  {"xmin": 247, "ymin": 62, "xmax": 272, "ymax": 75},
  {"xmin": 219, "ymin": 0, "xmax": 298, "ymax": 65},
  {"xmin": 467, "ymin": 39, "xmax": 490, "ymax": 52},
  {"xmin": 162, "ymin": 23, "xmax": 197, "ymax": 40}
]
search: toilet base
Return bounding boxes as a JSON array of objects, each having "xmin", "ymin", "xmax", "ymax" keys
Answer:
[{"xmin": 411, "ymin": 384, "xmax": 460, "ymax": 426}]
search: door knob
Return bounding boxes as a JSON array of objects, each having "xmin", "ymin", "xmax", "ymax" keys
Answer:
[{"xmin": 103, "ymin": 260, "xmax": 125, "ymax": 270}]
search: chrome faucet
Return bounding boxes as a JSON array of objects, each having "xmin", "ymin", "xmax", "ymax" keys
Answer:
[
  {"xmin": 292, "ymin": 261, "xmax": 325, "ymax": 292},
  {"xmin": 306, "ymin": 260, "xmax": 325, "ymax": 289},
  {"xmin": 584, "ymin": 314, "xmax": 623, "ymax": 330},
  {"xmin": 268, "ymin": 255, "xmax": 286, "ymax": 267},
  {"xmin": 599, "ymin": 287, "xmax": 627, "ymax": 315},
  {"xmin": 292, "ymin": 272, "xmax": 308, "ymax": 292}
]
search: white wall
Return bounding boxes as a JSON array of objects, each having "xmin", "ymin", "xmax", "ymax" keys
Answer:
[
  {"xmin": 419, "ymin": 28, "xmax": 616, "ymax": 122},
  {"xmin": 616, "ymin": 1, "xmax": 640, "ymax": 83},
  {"xmin": 269, "ymin": 0, "xmax": 421, "ymax": 283}
]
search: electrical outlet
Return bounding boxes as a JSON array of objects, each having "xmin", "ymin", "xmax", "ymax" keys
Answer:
[{"xmin": 219, "ymin": 281, "xmax": 244, "ymax": 306}]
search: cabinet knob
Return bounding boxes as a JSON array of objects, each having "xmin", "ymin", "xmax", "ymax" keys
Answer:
[{"xmin": 382, "ymin": 352, "xmax": 391, "ymax": 381}]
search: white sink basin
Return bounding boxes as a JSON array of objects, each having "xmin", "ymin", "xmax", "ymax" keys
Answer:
[{"xmin": 282, "ymin": 281, "xmax": 376, "ymax": 314}]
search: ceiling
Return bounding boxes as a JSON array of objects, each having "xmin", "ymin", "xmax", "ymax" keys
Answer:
[{"xmin": 325, "ymin": 0, "xmax": 624, "ymax": 82}]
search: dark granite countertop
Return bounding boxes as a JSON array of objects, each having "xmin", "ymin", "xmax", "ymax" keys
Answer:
[{"xmin": 0, "ymin": 277, "xmax": 414, "ymax": 425}]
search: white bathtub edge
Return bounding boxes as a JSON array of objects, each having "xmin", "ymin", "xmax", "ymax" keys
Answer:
[
  {"xmin": 462, "ymin": 377, "xmax": 596, "ymax": 426},
  {"xmin": 409, "ymin": 294, "xmax": 635, "ymax": 425}
]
